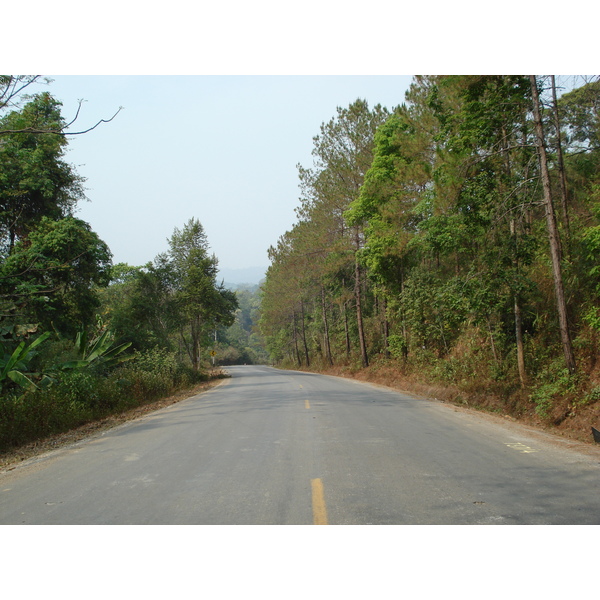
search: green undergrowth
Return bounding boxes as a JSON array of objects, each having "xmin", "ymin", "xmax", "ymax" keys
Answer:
[{"xmin": 0, "ymin": 347, "xmax": 212, "ymax": 453}]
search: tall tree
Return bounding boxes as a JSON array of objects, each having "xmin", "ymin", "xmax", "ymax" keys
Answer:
[
  {"xmin": 550, "ymin": 76, "xmax": 571, "ymax": 245},
  {"xmin": 295, "ymin": 99, "xmax": 389, "ymax": 367},
  {"xmin": 100, "ymin": 262, "xmax": 176, "ymax": 351},
  {"xmin": 164, "ymin": 218, "xmax": 238, "ymax": 370},
  {"xmin": 530, "ymin": 75, "xmax": 576, "ymax": 374},
  {"xmin": 0, "ymin": 93, "xmax": 86, "ymax": 254}
]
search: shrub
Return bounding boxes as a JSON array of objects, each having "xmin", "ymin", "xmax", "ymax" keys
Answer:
[
  {"xmin": 387, "ymin": 335, "xmax": 408, "ymax": 361},
  {"xmin": 0, "ymin": 346, "xmax": 208, "ymax": 452},
  {"xmin": 529, "ymin": 360, "xmax": 580, "ymax": 418}
]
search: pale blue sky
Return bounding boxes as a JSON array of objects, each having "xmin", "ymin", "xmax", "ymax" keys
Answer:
[{"xmin": 38, "ymin": 75, "xmax": 413, "ymax": 273}]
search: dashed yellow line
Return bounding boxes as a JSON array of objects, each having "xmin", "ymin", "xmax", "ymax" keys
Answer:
[
  {"xmin": 311, "ymin": 478, "xmax": 328, "ymax": 525},
  {"xmin": 305, "ymin": 398, "xmax": 311, "ymax": 409}
]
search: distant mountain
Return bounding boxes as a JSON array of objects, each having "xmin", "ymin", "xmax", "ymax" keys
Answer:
[{"xmin": 218, "ymin": 266, "xmax": 267, "ymax": 286}]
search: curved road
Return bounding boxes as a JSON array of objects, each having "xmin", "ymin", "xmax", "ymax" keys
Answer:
[{"xmin": 1, "ymin": 365, "xmax": 600, "ymax": 524}]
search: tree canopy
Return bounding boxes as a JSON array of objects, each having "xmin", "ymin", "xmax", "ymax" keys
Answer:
[
  {"xmin": 260, "ymin": 76, "xmax": 600, "ymax": 422},
  {"xmin": 0, "ymin": 92, "xmax": 86, "ymax": 254}
]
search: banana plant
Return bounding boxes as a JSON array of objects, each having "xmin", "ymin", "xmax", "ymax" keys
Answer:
[
  {"xmin": 59, "ymin": 326, "xmax": 132, "ymax": 371},
  {"xmin": 0, "ymin": 331, "xmax": 52, "ymax": 392}
]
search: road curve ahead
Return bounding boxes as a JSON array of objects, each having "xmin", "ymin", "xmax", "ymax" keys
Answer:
[{"xmin": 1, "ymin": 365, "xmax": 600, "ymax": 524}]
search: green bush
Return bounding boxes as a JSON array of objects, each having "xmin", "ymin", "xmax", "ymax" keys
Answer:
[
  {"xmin": 387, "ymin": 334, "xmax": 408, "ymax": 361},
  {"xmin": 122, "ymin": 347, "xmax": 204, "ymax": 400},
  {"xmin": 57, "ymin": 371, "xmax": 100, "ymax": 406},
  {"xmin": 579, "ymin": 386, "xmax": 600, "ymax": 407},
  {"xmin": 0, "ymin": 346, "xmax": 208, "ymax": 452},
  {"xmin": 529, "ymin": 361, "xmax": 579, "ymax": 418}
]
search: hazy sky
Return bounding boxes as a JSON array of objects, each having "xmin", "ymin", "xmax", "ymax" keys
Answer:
[{"xmin": 40, "ymin": 75, "xmax": 413, "ymax": 274}]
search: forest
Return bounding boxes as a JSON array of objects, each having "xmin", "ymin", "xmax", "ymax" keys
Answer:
[
  {"xmin": 0, "ymin": 76, "xmax": 254, "ymax": 451},
  {"xmin": 259, "ymin": 75, "xmax": 600, "ymax": 439},
  {"xmin": 2, "ymin": 74, "xmax": 599, "ymax": 452}
]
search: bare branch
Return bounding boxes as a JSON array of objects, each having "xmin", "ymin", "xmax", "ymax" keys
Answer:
[
  {"xmin": 0, "ymin": 105, "xmax": 123, "ymax": 137},
  {"xmin": 64, "ymin": 99, "xmax": 84, "ymax": 129},
  {"xmin": 64, "ymin": 105, "xmax": 124, "ymax": 136},
  {"xmin": 0, "ymin": 75, "xmax": 44, "ymax": 111}
]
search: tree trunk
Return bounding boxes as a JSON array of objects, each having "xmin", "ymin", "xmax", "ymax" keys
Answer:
[
  {"xmin": 530, "ymin": 75, "xmax": 576, "ymax": 374},
  {"xmin": 514, "ymin": 295, "xmax": 527, "ymax": 385},
  {"xmin": 511, "ymin": 219, "xmax": 527, "ymax": 386},
  {"xmin": 550, "ymin": 75, "xmax": 571, "ymax": 252},
  {"xmin": 190, "ymin": 315, "xmax": 201, "ymax": 371},
  {"xmin": 502, "ymin": 120, "xmax": 527, "ymax": 385},
  {"xmin": 382, "ymin": 297, "xmax": 390, "ymax": 359},
  {"xmin": 321, "ymin": 285, "xmax": 333, "ymax": 366},
  {"xmin": 300, "ymin": 300, "xmax": 310, "ymax": 367},
  {"xmin": 292, "ymin": 312, "xmax": 301, "ymax": 366},
  {"xmin": 343, "ymin": 301, "xmax": 351, "ymax": 358},
  {"xmin": 354, "ymin": 255, "xmax": 369, "ymax": 368}
]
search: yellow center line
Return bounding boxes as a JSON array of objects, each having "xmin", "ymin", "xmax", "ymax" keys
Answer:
[
  {"xmin": 305, "ymin": 398, "xmax": 311, "ymax": 409},
  {"xmin": 311, "ymin": 478, "xmax": 328, "ymax": 525}
]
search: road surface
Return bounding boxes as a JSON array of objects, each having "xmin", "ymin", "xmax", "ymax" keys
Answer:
[{"xmin": 1, "ymin": 365, "xmax": 600, "ymax": 524}]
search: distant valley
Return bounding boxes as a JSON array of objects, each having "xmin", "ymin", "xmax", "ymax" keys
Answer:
[{"xmin": 218, "ymin": 266, "xmax": 267, "ymax": 287}]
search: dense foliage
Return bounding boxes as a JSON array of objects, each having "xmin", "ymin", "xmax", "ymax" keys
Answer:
[
  {"xmin": 217, "ymin": 284, "xmax": 269, "ymax": 365},
  {"xmin": 260, "ymin": 76, "xmax": 600, "ymax": 425},
  {"xmin": 0, "ymin": 78, "xmax": 239, "ymax": 451}
]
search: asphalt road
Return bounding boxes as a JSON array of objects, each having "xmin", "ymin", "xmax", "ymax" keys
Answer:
[{"xmin": 1, "ymin": 365, "xmax": 600, "ymax": 524}]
